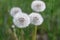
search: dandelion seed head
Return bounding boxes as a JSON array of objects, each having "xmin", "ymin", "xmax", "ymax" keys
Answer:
[
  {"xmin": 29, "ymin": 12, "xmax": 44, "ymax": 25},
  {"xmin": 13, "ymin": 13, "xmax": 30, "ymax": 28},
  {"xmin": 31, "ymin": 1, "xmax": 46, "ymax": 12},
  {"xmin": 10, "ymin": 7, "xmax": 22, "ymax": 17},
  {"xmin": 12, "ymin": 25, "xmax": 15, "ymax": 28}
]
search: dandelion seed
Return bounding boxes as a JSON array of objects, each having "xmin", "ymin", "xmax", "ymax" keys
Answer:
[
  {"xmin": 29, "ymin": 12, "xmax": 44, "ymax": 25},
  {"xmin": 31, "ymin": 1, "xmax": 46, "ymax": 12},
  {"xmin": 13, "ymin": 13, "xmax": 30, "ymax": 28}
]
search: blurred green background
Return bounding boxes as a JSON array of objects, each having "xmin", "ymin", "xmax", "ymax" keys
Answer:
[{"xmin": 0, "ymin": 0, "xmax": 60, "ymax": 40}]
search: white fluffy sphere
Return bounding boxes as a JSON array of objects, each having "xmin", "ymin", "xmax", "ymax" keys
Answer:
[
  {"xmin": 10, "ymin": 7, "xmax": 22, "ymax": 17},
  {"xmin": 13, "ymin": 13, "xmax": 30, "ymax": 28},
  {"xmin": 31, "ymin": 1, "xmax": 46, "ymax": 12},
  {"xmin": 29, "ymin": 12, "xmax": 44, "ymax": 25},
  {"xmin": 12, "ymin": 25, "xmax": 15, "ymax": 28}
]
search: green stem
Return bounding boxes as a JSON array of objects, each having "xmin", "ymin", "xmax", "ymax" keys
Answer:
[
  {"xmin": 32, "ymin": 25, "xmax": 37, "ymax": 40},
  {"xmin": 21, "ymin": 29, "xmax": 24, "ymax": 40},
  {"xmin": 13, "ymin": 28, "xmax": 16, "ymax": 34},
  {"xmin": 13, "ymin": 27, "xmax": 18, "ymax": 40}
]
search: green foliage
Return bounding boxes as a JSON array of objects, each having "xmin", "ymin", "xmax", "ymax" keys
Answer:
[{"xmin": 0, "ymin": 0, "xmax": 60, "ymax": 40}]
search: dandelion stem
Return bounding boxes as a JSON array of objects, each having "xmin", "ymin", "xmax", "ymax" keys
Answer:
[
  {"xmin": 12, "ymin": 27, "xmax": 18, "ymax": 40},
  {"xmin": 32, "ymin": 25, "xmax": 37, "ymax": 40},
  {"xmin": 13, "ymin": 28, "xmax": 16, "ymax": 34},
  {"xmin": 21, "ymin": 29, "xmax": 24, "ymax": 40}
]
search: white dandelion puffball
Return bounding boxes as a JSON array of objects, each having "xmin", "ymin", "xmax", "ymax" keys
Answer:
[
  {"xmin": 29, "ymin": 12, "xmax": 44, "ymax": 25},
  {"xmin": 10, "ymin": 7, "xmax": 22, "ymax": 17},
  {"xmin": 13, "ymin": 13, "xmax": 30, "ymax": 28},
  {"xmin": 12, "ymin": 25, "xmax": 15, "ymax": 28},
  {"xmin": 31, "ymin": 1, "xmax": 46, "ymax": 12}
]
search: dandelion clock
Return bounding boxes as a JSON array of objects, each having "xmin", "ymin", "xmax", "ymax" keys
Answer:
[
  {"xmin": 31, "ymin": 1, "xmax": 46, "ymax": 12},
  {"xmin": 13, "ymin": 13, "xmax": 30, "ymax": 28},
  {"xmin": 29, "ymin": 12, "xmax": 44, "ymax": 25},
  {"xmin": 29, "ymin": 12, "xmax": 44, "ymax": 40},
  {"xmin": 10, "ymin": 7, "xmax": 22, "ymax": 17}
]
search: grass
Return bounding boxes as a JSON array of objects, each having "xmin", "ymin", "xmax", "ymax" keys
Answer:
[{"xmin": 0, "ymin": 0, "xmax": 60, "ymax": 40}]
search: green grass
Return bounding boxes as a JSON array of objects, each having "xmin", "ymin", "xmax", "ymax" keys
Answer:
[{"xmin": 0, "ymin": 0, "xmax": 60, "ymax": 40}]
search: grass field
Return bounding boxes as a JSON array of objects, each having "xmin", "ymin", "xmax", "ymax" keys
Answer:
[{"xmin": 0, "ymin": 0, "xmax": 60, "ymax": 40}]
